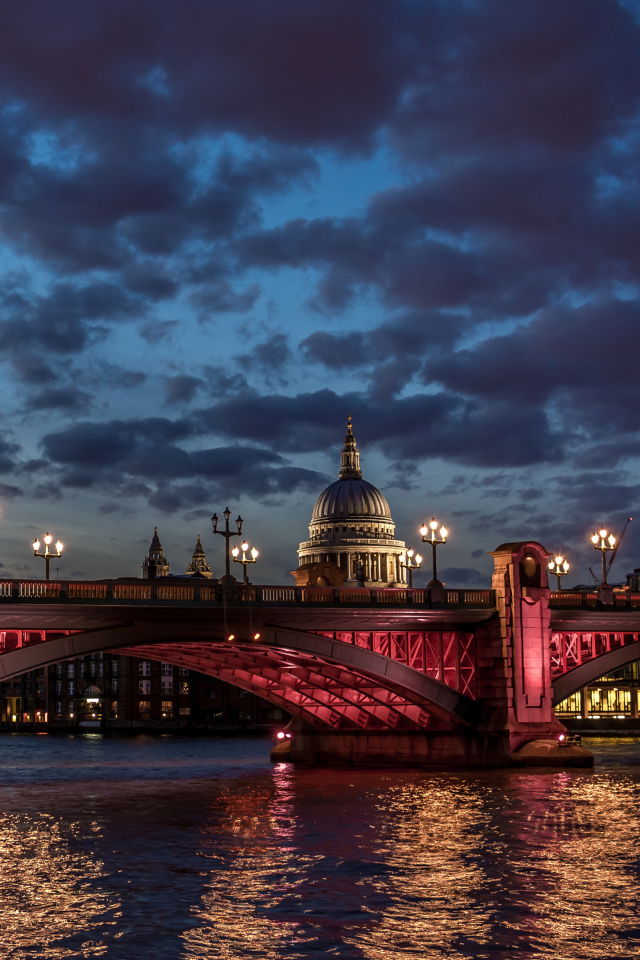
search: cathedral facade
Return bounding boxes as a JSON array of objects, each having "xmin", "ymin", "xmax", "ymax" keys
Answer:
[{"xmin": 297, "ymin": 418, "xmax": 407, "ymax": 587}]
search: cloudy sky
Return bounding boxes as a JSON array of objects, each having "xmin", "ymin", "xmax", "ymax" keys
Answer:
[{"xmin": 1, "ymin": 0, "xmax": 639, "ymax": 586}]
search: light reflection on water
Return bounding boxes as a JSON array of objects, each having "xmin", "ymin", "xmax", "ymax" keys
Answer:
[{"xmin": 0, "ymin": 735, "xmax": 639, "ymax": 958}]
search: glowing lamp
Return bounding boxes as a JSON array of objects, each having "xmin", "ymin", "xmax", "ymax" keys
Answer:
[{"xmin": 277, "ymin": 731, "xmax": 285, "ymax": 740}]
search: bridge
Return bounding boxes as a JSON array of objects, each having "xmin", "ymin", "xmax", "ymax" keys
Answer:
[{"xmin": 0, "ymin": 541, "xmax": 636, "ymax": 765}]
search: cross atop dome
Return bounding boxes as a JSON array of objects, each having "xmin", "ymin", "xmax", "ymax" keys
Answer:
[{"xmin": 339, "ymin": 415, "xmax": 362, "ymax": 480}]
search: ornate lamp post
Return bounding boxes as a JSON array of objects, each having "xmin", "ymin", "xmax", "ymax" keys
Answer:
[
  {"xmin": 232, "ymin": 542, "xmax": 259, "ymax": 584},
  {"xmin": 591, "ymin": 527, "xmax": 616, "ymax": 585},
  {"xmin": 211, "ymin": 508, "xmax": 243, "ymax": 579},
  {"xmin": 548, "ymin": 555, "xmax": 570, "ymax": 590},
  {"xmin": 419, "ymin": 518, "xmax": 448, "ymax": 584},
  {"xmin": 32, "ymin": 532, "xmax": 63, "ymax": 581},
  {"xmin": 398, "ymin": 548, "xmax": 422, "ymax": 588}
]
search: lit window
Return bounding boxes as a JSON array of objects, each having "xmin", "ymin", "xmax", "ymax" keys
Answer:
[
  {"xmin": 161, "ymin": 700, "xmax": 173, "ymax": 719},
  {"xmin": 111, "ymin": 680, "xmax": 119, "ymax": 694},
  {"xmin": 67, "ymin": 663, "xmax": 75, "ymax": 678},
  {"xmin": 138, "ymin": 700, "xmax": 150, "ymax": 717},
  {"xmin": 179, "ymin": 681, "xmax": 189, "ymax": 695},
  {"xmin": 111, "ymin": 700, "xmax": 118, "ymax": 719},
  {"xmin": 139, "ymin": 679, "xmax": 151, "ymax": 695},
  {"xmin": 68, "ymin": 681, "xmax": 74, "ymax": 695}
]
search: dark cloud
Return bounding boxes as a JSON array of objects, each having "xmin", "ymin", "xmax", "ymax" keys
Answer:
[
  {"xmin": 195, "ymin": 388, "xmax": 563, "ymax": 468},
  {"xmin": 38, "ymin": 416, "xmax": 327, "ymax": 508},
  {"xmin": 237, "ymin": 333, "xmax": 292, "ymax": 383},
  {"xmin": 0, "ymin": 482, "xmax": 23, "ymax": 501},
  {"xmin": 23, "ymin": 386, "xmax": 93, "ymax": 413},
  {"xmin": 164, "ymin": 375, "xmax": 203, "ymax": 405},
  {"xmin": 0, "ymin": 436, "xmax": 21, "ymax": 473}
]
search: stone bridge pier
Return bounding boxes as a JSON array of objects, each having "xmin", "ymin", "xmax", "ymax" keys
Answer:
[{"xmin": 280, "ymin": 541, "xmax": 587, "ymax": 767}]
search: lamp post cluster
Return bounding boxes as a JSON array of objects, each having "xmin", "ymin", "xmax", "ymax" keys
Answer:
[
  {"xmin": 420, "ymin": 518, "xmax": 448, "ymax": 585},
  {"xmin": 398, "ymin": 548, "xmax": 422, "ymax": 588},
  {"xmin": 397, "ymin": 517, "xmax": 449, "ymax": 589},
  {"xmin": 32, "ymin": 533, "xmax": 63, "ymax": 581},
  {"xmin": 591, "ymin": 528, "xmax": 616, "ymax": 586},
  {"xmin": 232, "ymin": 542, "xmax": 259, "ymax": 583},
  {"xmin": 548, "ymin": 555, "xmax": 570, "ymax": 590},
  {"xmin": 211, "ymin": 508, "xmax": 259, "ymax": 584}
]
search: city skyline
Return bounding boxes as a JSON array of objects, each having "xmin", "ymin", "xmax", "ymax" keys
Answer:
[{"xmin": 1, "ymin": 0, "xmax": 639, "ymax": 585}]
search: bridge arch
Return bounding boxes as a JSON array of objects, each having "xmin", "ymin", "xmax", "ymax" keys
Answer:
[
  {"xmin": 0, "ymin": 622, "xmax": 477, "ymax": 731},
  {"xmin": 552, "ymin": 640, "xmax": 640, "ymax": 706}
]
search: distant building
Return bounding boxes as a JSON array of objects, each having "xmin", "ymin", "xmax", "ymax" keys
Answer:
[
  {"xmin": 185, "ymin": 534, "xmax": 213, "ymax": 578},
  {"xmin": 297, "ymin": 417, "xmax": 407, "ymax": 586},
  {"xmin": 0, "ymin": 528, "xmax": 283, "ymax": 733},
  {"xmin": 142, "ymin": 527, "xmax": 171, "ymax": 578}
]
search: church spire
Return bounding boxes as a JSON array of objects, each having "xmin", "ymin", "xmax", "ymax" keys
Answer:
[{"xmin": 339, "ymin": 415, "xmax": 363, "ymax": 480}]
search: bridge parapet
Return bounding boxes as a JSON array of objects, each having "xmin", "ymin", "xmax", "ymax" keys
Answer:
[
  {"xmin": 0, "ymin": 579, "xmax": 495, "ymax": 610},
  {"xmin": 550, "ymin": 591, "xmax": 640, "ymax": 609}
]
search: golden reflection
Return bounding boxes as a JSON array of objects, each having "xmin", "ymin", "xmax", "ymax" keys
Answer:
[
  {"xmin": 182, "ymin": 765, "xmax": 301, "ymax": 957},
  {"xmin": 0, "ymin": 807, "xmax": 114, "ymax": 958},
  {"xmin": 342, "ymin": 775, "xmax": 493, "ymax": 959}
]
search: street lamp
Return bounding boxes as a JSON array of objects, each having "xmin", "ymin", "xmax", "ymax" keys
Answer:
[
  {"xmin": 548, "ymin": 555, "xmax": 570, "ymax": 590},
  {"xmin": 398, "ymin": 548, "xmax": 422, "ymax": 588},
  {"xmin": 211, "ymin": 508, "xmax": 244, "ymax": 579},
  {"xmin": 591, "ymin": 527, "xmax": 616, "ymax": 585},
  {"xmin": 419, "ymin": 518, "xmax": 448, "ymax": 584},
  {"xmin": 32, "ymin": 532, "xmax": 63, "ymax": 581},
  {"xmin": 232, "ymin": 542, "xmax": 259, "ymax": 584}
]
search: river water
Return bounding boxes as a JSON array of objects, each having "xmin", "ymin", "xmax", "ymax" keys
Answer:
[{"xmin": 1, "ymin": 734, "xmax": 639, "ymax": 960}]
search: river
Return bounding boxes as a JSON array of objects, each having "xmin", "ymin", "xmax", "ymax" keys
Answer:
[{"xmin": 1, "ymin": 733, "xmax": 639, "ymax": 959}]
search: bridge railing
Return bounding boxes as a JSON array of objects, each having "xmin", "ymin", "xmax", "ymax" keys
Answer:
[
  {"xmin": 549, "ymin": 591, "xmax": 640, "ymax": 609},
  {"xmin": 0, "ymin": 579, "xmax": 496, "ymax": 610}
]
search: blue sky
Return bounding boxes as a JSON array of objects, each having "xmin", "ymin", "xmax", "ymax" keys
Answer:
[{"xmin": 1, "ymin": 0, "xmax": 640, "ymax": 586}]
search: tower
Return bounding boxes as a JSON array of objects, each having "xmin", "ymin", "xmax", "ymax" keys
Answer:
[
  {"xmin": 142, "ymin": 527, "xmax": 170, "ymax": 579},
  {"xmin": 185, "ymin": 535, "xmax": 213, "ymax": 578}
]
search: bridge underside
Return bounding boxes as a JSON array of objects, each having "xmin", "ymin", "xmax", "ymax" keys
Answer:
[
  {"xmin": 0, "ymin": 622, "xmax": 477, "ymax": 732},
  {"xmin": 553, "ymin": 639, "xmax": 640, "ymax": 706},
  {"xmin": 551, "ymin": 630, "xmax": 640, "ymax": 705}
]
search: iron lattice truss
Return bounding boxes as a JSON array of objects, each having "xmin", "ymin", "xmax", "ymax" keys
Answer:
[
  {"xmin": 314, "ymin": 630, "xmax": 476, "ymax": 700},
  {"xmin": 551, "ymin": 631, "xmax": 640, "ymax": 677},
  {"xmin": 116, "ymin": 629, "xmax": 476, "ymax": 732}
]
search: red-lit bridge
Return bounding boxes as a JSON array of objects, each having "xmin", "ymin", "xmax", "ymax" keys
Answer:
[{"xmin": 0, "ymin": 542, "xmax": 636, "ymax": 763}]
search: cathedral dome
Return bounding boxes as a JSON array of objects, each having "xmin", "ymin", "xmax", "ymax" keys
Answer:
[
  {"xmin": 312, "ymin": 478, "xmax": 392, "ymax": 521},
  {"xmin": 297, "ymin": 417, "xmax": 406, "ymax": 587}
]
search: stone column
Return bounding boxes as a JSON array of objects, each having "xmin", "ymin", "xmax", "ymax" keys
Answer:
[{"xmin": 475, "ymin": 541, "xmax": 566, "ymax": 755}]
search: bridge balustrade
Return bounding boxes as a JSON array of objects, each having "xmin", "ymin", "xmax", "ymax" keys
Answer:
[
  {"xmin": 0, "ymin": 578, "xmax": 495, "ymax": 609},
  {"xmin": 18, "ymin": 582, "xmax": 62, "ymax": 599},
  {"xmin": 550, "ymin": 592, "xmax": 640, "ymax": 609}
]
